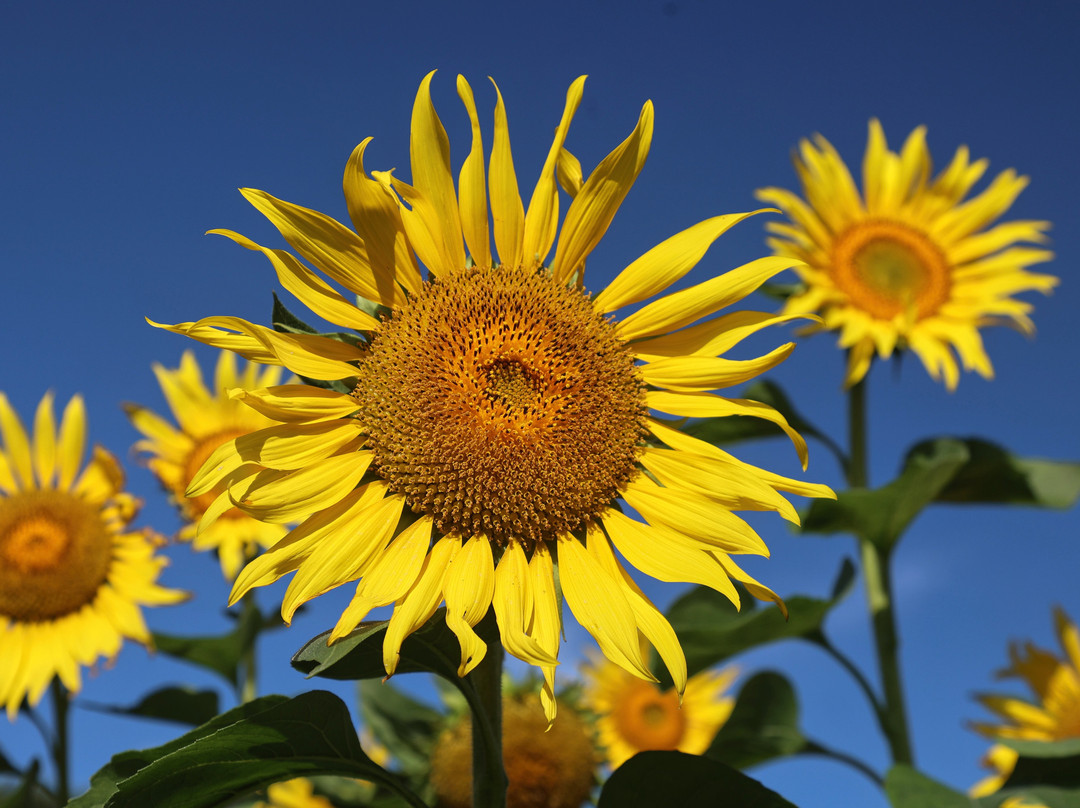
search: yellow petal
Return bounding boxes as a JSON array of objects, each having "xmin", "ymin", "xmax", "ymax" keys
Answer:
[
  {"xmin": 617, "ymin": 256, "xmax": 803, "ymax": 341},
  {"xmin": 594, "ymin": 211, "xmax": 768, "ymax": 313},
  {"xmin": 231, "ymin": 451, "xmax": 373, "ymax": 523},
  {"xmin": 32, "ymin": 392, "xmax": 57, "ymax": 488},
  {"xmin": 73, "ymin": 447, "xmax": 125, "ymax": 505},
  {"xmin": 444, "ymin": 534, "xmax": 496, "ymax": 676},
  {"xmin": 409, "ymin": 70, "xmax": 465, "ymax": 273},
  {"xmin": 229, "ymin": 385, "xmax": 359, "ymax": 423},
  {"xmin": 234, "ymin": 419, "xmax": 363, "ymax": 470},
  {"xmin": 208, "ymin": 229, "xmax": 380, "ymax": 331},
  {"xmin": 558, "ymin": 530, "xmax": 654, "ymax": 681},
  {"xmin": 384, "ymin": 535, "xmax": 460, "ymax": 675},
  {"xmin": 330, "ymin": 515, "xmax": 434, "ymax": 642},
  {"xmin": 639, "ymin": 343, "xmax": 795, "ymax": 392},
  {"xmin": 712, "ymin": 552, "xmax": 787, "ymax": 617},
  {"xmin": 239, "ymin": 188, "xmax": 403, "ymax": 308},
  {"xmin": 343, "ymin": 137, "xmax": 422, "ymax": 297},
  {"xmin": 456, "ymin": 75, "xmax": 491, "ymax": 270},
  {"xmin": 632, "ymin": 311, "xmax": 812, "ymax": 362},
  {"xmin": 493, "ymin": 539, "xmax": 558, "ymax": 667},
  {"xmin": 527, "ymin": 543, "xmax": 562, "ymax": 722},
  {"xmin": 0, "ymin": 393, "xmax": 33, "ymax": 490},
  {"xmin": 552, "ymin": 100, "xmax": 656, "ymax": 285},
  {"xmin": 488, "ymin": 78, "xmax": 524, "ymax": 269},
  {"xmin": 557, "ymin": 148, "xmax": 583, "ymax": 198},
  {"xmin": 522, "ymin": 76, "xmax": 586, "ymax": 269},
  {"xmin": 147, "ymin": 318, "xmax": 278, "ymax": 365},
  {"xmin": 647, "ymin": 390, "xmax": 809, "ymax": 469}
]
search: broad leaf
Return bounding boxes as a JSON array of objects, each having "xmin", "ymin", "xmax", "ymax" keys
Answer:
[
  {"xmin": 706, "ymin": 671, "xmax": 807, "ymax": 769},
  {"xmin": 77, "ymin": 691, "xmax": 423, "ymax": 808},
  {"xmin": 656, "ymin": 560, "xmax": 855, "ymax": 688},
  {"xmin": 981, "ymin": 747, "xmax": 1080, "ymax": 808},
  {"xmin": 153, "ymin": 602, "xmax": 263, "ymax": 689},
  {"xmin": 81, "ymin": 686, "xmax": 220, "ymax": 727},
  {"xmin": 801, "ymin": 440, "xmax": 969, "ymax": 548},
  {"xmin": 357, "ymin": 680, "xmax": 442, "ymax": 779},
  {"xmin": 885, "ymin": 764, "xmax": 975, "ymax": 807},
  {"xmin": 907, "ymin": 437, "xmax": 1080, "ymax": 509},
  {"xmin": 598, "ymin": 751, "xmax": 798, "ymax": 807},
  {"xmin": 999, "ymin": 737, "xmax": 1080, "ymax": 758}
]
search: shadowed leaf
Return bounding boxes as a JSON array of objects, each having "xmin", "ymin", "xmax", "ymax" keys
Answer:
[
  {"xmin": 885, "ymin": 764, "xmax": 975, "ymax": 807},
  {"xmin": 81, "ymin": 686, "xmax": 220, "ymax": 727},
  {"xmin": 706, "ymin": 672, "xmax": 807, "ymax": 769}
]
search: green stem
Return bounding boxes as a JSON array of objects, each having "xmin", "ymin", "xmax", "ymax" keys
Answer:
[
  {"xmin": 848, "ymin": 376, "xmax": 914, "ymax": 766},
  {"xmin": 804, "ymin": 739, "xmax": 884, "ymax": 787},
  {"xmin": 467, "ymin": 613, "xmax": 507, "ymax": 808},
  {"xmin": 50, "ymin": 679, "xmax": 70, "ymax": 804},
  {"xmin": 807, "ymin": 629, "xmax": 885, "ymax": 726},
  {"xmin": 240, "ymin": 592, "xmax": 259, "ymax": 704}
]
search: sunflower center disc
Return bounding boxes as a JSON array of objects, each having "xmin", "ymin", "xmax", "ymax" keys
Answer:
[
  {"xmin": 182, "ymin": 429, "xmax": 252, "ymax": 518},
  {"xmin": 614, "ymin": 682, "xmax": 686, "ymax": 750},
  {"xmin": 353, "ymin": 266, "xmax": 646, "ymax": 545},
  {"xmin": 0, "ymin": 490, "xmax": 113, "ymax": 621},
  {"xmin": 832, "ymin": 219, "xmax": 950, "ymax": 320}
]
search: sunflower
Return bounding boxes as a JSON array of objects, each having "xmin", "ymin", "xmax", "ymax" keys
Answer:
[
  {"xmin": 256, "ymin": 779, "xmax": 336, "ymax": 808},
  {"xmin": 757, "ymin": 120, "xmax": 1056, "ymax": 389},
  {"xmin": 126, "ymin": 350, "xmax": 289, "ymax": 578},
  {"xmin": 154, "ymin": 72, "xmax": 832, "ymax": 720},
  {"xmin": 0, "ymin": 392, "xmax": 185, "ymax": 719},
  {"xmin": 429, "ymin": 692, "xmax": 597, "ymax": 808},
  {"xmin": 970, "ymin": 607, "xmax": 1080, "ymax": 799},
  {"xmin": 583, "ymin": 650, "xmax": 736, "ymax": 769}
]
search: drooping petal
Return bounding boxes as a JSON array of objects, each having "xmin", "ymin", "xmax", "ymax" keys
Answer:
[
  {"xmin": 443, "ymin": 534, "xmax": 496, "ymax": 675},
  {"xmin": 493, "ymin": 539, "xmax": 558, "ymax": 667},
  {"xmin": 384, "ymin": 535, "xmax": 460, "ymax": 675}
]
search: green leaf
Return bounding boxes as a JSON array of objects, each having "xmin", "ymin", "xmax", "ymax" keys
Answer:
[
  {"xmin": 656, "ymin": 559, "xmax": 854, "ymax": 688},
  {"xmin": 999, "ymin": 737, "xmax": 1080, "ymax": 758},
  {"xmin": 682, "ymin": 380, "xmax": 835, "ymax": 456},
  {"xmin": 706, "ymin": 672, "xmax": 808, "ymax": 769},
  {"xmin": 357, "ymin": 680, "xmax": 441, "ymax": 779},
  {"xmin": 0, "ymin": 747, "xmax": 15, "ymax": 776},
  {"xmin": 801, "ymin": 439, "xmax": 969, "ymax": 548},
  {"xmin": 985, "ymin": 749, "xmax": 1080, "ymax": 808},
  {"xmin": 0, "ymin": 760, "xmax": 40, "ymax": 808},
  {"xmin": 907, "ymin": 437, "xmax": 1080, "ymax": 509},
  {"xmin": 271, "ymin": 291, "xmax": 318, "ymax": 334},
  {"xmin": 598, "ymin": 751, "xmax": 798, "ymax": 807},
  {"xmin": 81, "ymin": 686, "xmax": 221, "ymax": 726},
  {"xmin": 757, "ymin": 281, "xmax": 806, "ymax": 302},
  {"xmin": 70, "ymin": 696, "xmax": 290, "ymax": 808},
  {"xmin": 153, "ymin": 602, "xmax": 263, "ymax": 689},
  {"xmin": 885, "ymin": 764, "xmax": 976, "ymax": 807},
  {"xmin": 79, "ymin": 691, "xmax": 424, "ymax": 808}
]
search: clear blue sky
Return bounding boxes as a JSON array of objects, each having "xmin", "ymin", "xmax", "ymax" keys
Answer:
[{"xmin": 2, "ymin": 2, "xmax": 1078, "ymax": 806}]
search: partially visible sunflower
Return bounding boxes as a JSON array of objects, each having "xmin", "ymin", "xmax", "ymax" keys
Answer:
[
  {"xmin": 156, "ymin": 72, "xmax": 833, "ymax": 720},
  {"xmin": 583, "ymin": 650, "xmax": 736, "ymax": 769},
  {"xmin": 0, "ymin": 392, "xmax": 185, "ymax": 719},
  {"xmin": 126, "ymin": 350, "xmax": 288, "ymax": 578},
  {"xmin": 256, "ymin": 778, "xmax": 335, "ymax": 808},
  {"xmin": 429, "ymin": 692, "xmax": 597, "ymax": 808},
  {"xmin": 970, "ymin": 607, "xmax": 1080, "ymax": 800},
  {"xmin": 757, "ymin": 120, "xmax": 1056, "ymax": 389}
]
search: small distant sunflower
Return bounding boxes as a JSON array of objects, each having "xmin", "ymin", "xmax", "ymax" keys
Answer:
[
  {"xmin": 430, "ymin": 692, "xmax": 597, "ymax": 808},
  {"xmin": 757, "ymin": 120, "xmax": 1056, "ymax": 389},
  {"xmin": 156, "ymin": 72, "xmax": 832, "ymax": 719},
  {"xmin": 126, "ymin": 350, "xmax": 288, "ymax": 578},
  {"xmin": 583, "ymin": 651, "xmax": 736, "ymax": 769},
  {"xmin": 970, "ymin": 607, "xmax": 1080, "ymax": 799},
  {"xmin": 256, "ymin": 778, "xmax": 335, "ymax": 808},
  {"xmin": 0, "ymin": 392, "xmax": 185, "ymax": 719}
]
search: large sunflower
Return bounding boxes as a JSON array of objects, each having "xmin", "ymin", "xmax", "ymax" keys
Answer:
[
  {"xmin": 155, "ymin": 72, "xmax": 832, "ymax": 720},
  {"xmin": 126, "ymin": 350, "xmax": 289, "ymax": 578},
  {"xmin": 757, "ymin": 120, "xmax": 1057, "ymax": 389},
  {"xmin": 970, "ymin": 607, "xmax": 1080, "ymax": 799},
  {"xmin": 0, "ymin": 392, "xmax": 185, "ymax": 719},
  {"xmin": 582, "ymin": 650, "xmax": 736, "ymax": 769}
]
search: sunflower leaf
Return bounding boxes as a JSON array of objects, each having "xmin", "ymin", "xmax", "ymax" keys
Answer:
[
  {"xmin": 884, "ymin": 764, "xmax": 975, "ymax": 807},
  {"xmin": 906, "ymin": 437, "xmax": 1080, "ymax": 509},
  {"xmin": 76, "ymin": 692, "xmax": 423, "ymax": 808},
  {"xmin": 152, "ymin": 602, "xmax": 263, "ymax": 689},
  {"xmin": 979, "ymin": 747, "xmax": 1080, "ymax": 807},
  {"xmin": 597, "ymin": 750, "xmax": 799, "ymax": 807},
  {"xmin": 79, "ymin": 686, "xmax": 220, "ymax": 727},
  {"xmin": 655, "ymin": 562, "xmax": 854, "ymax": 689},
  {"xmin": 800, "ymin": 439, "xmax": 970, "ymax": 549},
  {"xmin": 357, "ymin": 680, "xmax": 441, "ymax": 781},
  {"xmin": 705, "ymin": 671, "xmax": 808, "ymax": 769},
  {"xmin": 0, "ymin": 759, "xmax": 40, "ymax": 808},
  {"xmin": 271, "ymin": 291, "xmax": 318, "ymax": 334}
]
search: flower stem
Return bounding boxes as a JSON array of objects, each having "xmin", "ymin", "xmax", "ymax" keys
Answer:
[
  {"xmin": 240, "ymin": 592, "xmax": 259, "ymax": 704},
  {"xmin": 50, "ymin": 679, "xmax": 70, "ymax": 804},
  {"xmin": 468, "ymin": 613, "xmax": 507, "ymax": 808},
  {"xmin": 848, "ymin": 376, "xmax": 914, "ymax": 765}
]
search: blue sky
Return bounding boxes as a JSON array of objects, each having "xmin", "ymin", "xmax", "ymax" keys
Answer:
[{"xmin": 2, "ymin": 2, "xmax": 1079, "ymax": 806}]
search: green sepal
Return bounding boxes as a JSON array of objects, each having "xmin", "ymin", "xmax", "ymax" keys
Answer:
[
  {"xmin": 884, "ymin": 764, "xmax": 975, "ymax": 807},
  {"xmin": 69, "ymin": 692, "xmax": 424, "ymax": 808},
  {"xmin": 152, "ymin": 601, "xmax": 265, "ymax": 689},
  {"xmin": 80, "ymin": 686, "xmax": 220, "ymax": 727},
  {"xmin": 705, "ymin": 671, "xmax": 809, "ymax": 769},
  {"xmin": 801, "ymin": 439, "xmax": 969, "ymax": 549},
  {"xmin": 597, "ymin": 750, "xmax": 799, "ymax": 807},
  {"xmin": 655, "ymin": 559, "xmax": 855, "ymax": 688},
  {"xmin": 906, "ymin": 437, "xmax": 1080, "ymax": 509}
]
